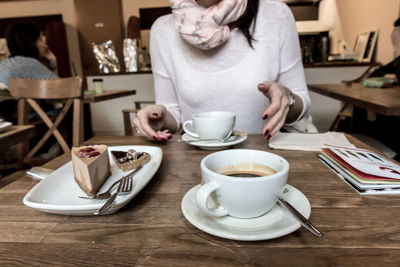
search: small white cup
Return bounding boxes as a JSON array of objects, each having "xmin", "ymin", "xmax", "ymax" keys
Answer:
[
  {"xmin": 183, "ymin": 111, "xmax": 235, "ymax": 140},
  {"xmin": 196, "ymin": 149, "xmax": 289, "ymax": 219}
]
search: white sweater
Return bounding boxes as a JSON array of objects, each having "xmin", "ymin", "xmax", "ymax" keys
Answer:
[{"xmin": 150, "ymin": 0, "xmax": 310, "ymax": 134}]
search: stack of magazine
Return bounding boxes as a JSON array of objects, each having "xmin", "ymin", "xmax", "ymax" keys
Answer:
[{"xmin": 319, "ymin": 145, "xmax": 400, "ymax": 195}]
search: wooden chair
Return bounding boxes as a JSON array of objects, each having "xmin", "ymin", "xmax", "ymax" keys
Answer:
[
  {"xmin": 9, "ymin": 77, "xmax": 82, "ymax": 164},
  {"xmin": 332, "ymin": 63, "xmax": 382, "ymax": 132},
  {"xmin": 122, "ymin": 101, "xmax": 154, "ymax": 136},
  {"xmin": 329, "ymin": 103, "xmax": 354, "ymax": 132}
]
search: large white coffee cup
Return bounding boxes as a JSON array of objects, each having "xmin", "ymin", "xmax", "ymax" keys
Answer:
[
  {"xmin": 183, "ymin": 111, "xmax": 235, "ymax": 140},
  {"xmin": 196, "ymin": 149, "xmax": 289, "ymax": 218}
]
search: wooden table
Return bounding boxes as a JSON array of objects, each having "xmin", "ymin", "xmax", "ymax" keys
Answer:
[
  {"xmin": 73, "ymin": 89, "xmax": 136, "ymax": 146},
  {"xmin": 1, "ymin": 135, "xmax": 400, "ymax": 265},
  {"xmin": 308, "ymin": 83, "xmax": 400, "ymax": 116},
  {"xmin": 0, "ymin": 125, "xmax": 36, "ymax": 151}
]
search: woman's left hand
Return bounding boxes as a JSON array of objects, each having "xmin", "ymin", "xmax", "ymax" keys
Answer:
[
  {"xmin": 44, "ymin": 49, "xmax": 57, "ymax": 70},
  {"xmin": 258, "ymin": 81, "xmax": 292, "ymax": 139}
]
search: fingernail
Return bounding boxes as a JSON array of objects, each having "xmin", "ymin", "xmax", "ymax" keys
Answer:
[
  {"xmin": 165, "ymin": 129, "xmax": 170, "ymax": 133},
  {"xmin": 258, "ymin": 83, "xmax": 265, "ymax": 88},
  {"xmin": 162, "ymin": 138, "xmax": 167, "ymax": 141},
  {"xmin": 152, "ymin": 113, "xmax": 159, "ymax": 117},
  {"xmin": 153, "ymin": 136, "xmax": 158, "ymax": 140},
  {"xmin": 262, "ymin": 114, "xmax": 268, "ymax": 120},
  {"xmin": 167, "ymin": 135, "xmax": 172, "ymax": 139},
  {"xmin": 267, "ymin": 134, "xmax": 272, "ymax": 140},
  {"xmin": 264, "ymin": 129, "xmax": 269, "ymax": 136}
]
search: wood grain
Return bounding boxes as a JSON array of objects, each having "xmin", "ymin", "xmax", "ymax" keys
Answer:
[
  {"xmin": 308, "ymin": 83, "xmax": 400, "ymax": 116},
  {"xmin": 82, "ymin": 90, "xmax": 136, "ymax": 103},
  {"xmin": 1, "ymin": 134, "xmax": 399, "ymax": 265},
  {"xmin": 0, "ymin": 125, "xmax": 35, "ymax": 151}
]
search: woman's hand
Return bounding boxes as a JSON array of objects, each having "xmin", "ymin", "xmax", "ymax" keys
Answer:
[
  {"xmin": 36, "ymin": 35, "xmax": 57, "ymax": 70},
  {"xmin": 133, "ymin": 104, "xmax": 173, "ymax": 141},
  {"xmin": 44, "ymin": 49, "xmax": 57, "ymax": 70},
  {"xmin": 258, "ymin": 81, "xmax": 300, "ymax": 139}
]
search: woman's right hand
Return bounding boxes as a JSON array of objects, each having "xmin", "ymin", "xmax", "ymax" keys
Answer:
[
  {"xmin": 133, "ymin": 104, "xmax": 173, "ymax": 141},
  {"xmin": 44, "ymin": 49, "xmax": 57, "ymax": 70}
]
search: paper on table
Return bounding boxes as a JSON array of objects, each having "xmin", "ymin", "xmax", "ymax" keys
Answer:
[
  {"xmin": 325, "ymin": 145, "xmax": 400, "ymax": 179},
  {"xmin": 268, "ymin": 132, "xmax": 355, "ymax": 151}
]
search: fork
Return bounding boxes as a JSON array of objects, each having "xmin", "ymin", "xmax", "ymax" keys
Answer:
[
  {"xmin": 94, "ymin": 175, "xmax": 134, "ymax": 215},
  {"xmin": 79, "ymin": 166, "xmax": 142, "ymax": 200}
]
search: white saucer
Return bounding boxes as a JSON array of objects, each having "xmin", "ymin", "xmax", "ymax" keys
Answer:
[
  {"xmin": 181, "ymin": 132, "xmax": 247, "ymax": 150},
  {"xmin": 181, "ymin": 184, "xmax": 311, "ymax": 241},
  {"xmin": 0, "ymin": 121, "xmax": 12, "ymax": 133}
]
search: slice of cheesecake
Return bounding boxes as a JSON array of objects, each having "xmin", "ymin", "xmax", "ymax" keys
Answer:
[{"xmin": 71, "ymin": 145, "xmax": 111, "ymax": 197}]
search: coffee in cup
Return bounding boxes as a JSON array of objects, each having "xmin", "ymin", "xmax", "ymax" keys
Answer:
[
  {"xmin": 217, "ymin": 162, "xmax": 277, "ymax": 178},
  {"xmin": 196, "ymin": 149, "xmax": 289, "ymax": 218},
  {"xmin": 183, "ymin": 111, "xmax": 235, "ymax": 140}
]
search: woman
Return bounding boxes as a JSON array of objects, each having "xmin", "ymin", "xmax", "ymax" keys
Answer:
[
  {"xmin": 0, "ymin": 22, "xmax": 58, "ymax": 88},
  {"xmin": 0, "ymin": 22, "xmax": 59, "ymax": 122},
  {"xmin": 134, "ymin": 0, "xmax": 310, "ymax": 141}
]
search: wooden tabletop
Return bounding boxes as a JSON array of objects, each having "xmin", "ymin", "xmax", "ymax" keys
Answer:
[
  {"xmin": 0, "ymin": 125, "xmax": 35, "ymax": 151},
  {"xmin": 83, "ymin": 89, "xmax": 136, "ymax": 103},
  {"xmin": 308, "ymin": 83, "xmax": 400, "ymax": 116},
  {"xmin": 1, "ymin": 134, "xmax": 400, "ymax": 265}
]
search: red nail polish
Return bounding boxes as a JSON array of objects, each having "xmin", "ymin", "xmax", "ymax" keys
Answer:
[
  {"xmin": 167, "ymin": 135, "xmax": 172, "ymax": 139},
  {"xmin": 153, "ymin": 136, "xmax": 158, "ymax": 140},
  {"xmin": 264, "ymin": 129, "xmax": 269, "ymax": 136},
  {"xmin": 162, "ymin": 138, "xmax": 167, "ymax": 141},
  {"xmin": 152, "ymin": 113, "xmax": 159, "ymax": 117},
  {"xmin": 262, "ymin": 114, "xmax": 268, "ymax": 120},
  {"xmin": 267, "ymin": 134, "xmax": 272, "ymax": 140}
]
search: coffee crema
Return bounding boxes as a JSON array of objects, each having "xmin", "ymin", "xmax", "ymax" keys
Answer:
[{"xmin": 217, "ymin": 162, "xmax": 277, "ymax": 178}]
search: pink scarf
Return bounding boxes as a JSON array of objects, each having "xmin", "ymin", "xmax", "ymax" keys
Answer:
[{"xmin": 169, "ymin": 0, "xmax": 248, "ymax": 50}]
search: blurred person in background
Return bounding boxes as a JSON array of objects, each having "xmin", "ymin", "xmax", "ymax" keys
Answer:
[
  {"xmin": 0, "ymin": 22, "xmax": 58, "ymax": 88},
  {"xmin": 0, "ymin": 22, "xmax": 60, "ymax": 165},
  {"xmin": 0, "ymin": 22, "xmax": 58, "ymax": 123}
]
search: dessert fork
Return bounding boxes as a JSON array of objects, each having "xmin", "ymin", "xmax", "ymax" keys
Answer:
[
  {"xmin": 94, "ymin": 175, "xmax": 134, "ymax": 215},
  {"xmin": 79, "ymin": 166, "xmax": 142, "ymax": 200}
]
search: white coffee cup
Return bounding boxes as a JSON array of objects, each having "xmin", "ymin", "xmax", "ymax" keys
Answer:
[
  {"xmin": 183, "ymin": 111, "xmax": 235, "ymax": 140},
  {"xmin": 196, "ymin": 149, "xmax": 289, "ymax": 219}
]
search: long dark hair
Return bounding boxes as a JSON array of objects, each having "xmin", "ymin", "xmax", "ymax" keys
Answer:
[
  {"xmin": 237, "ymin": 0, "xmax": 260, "ymax": 48},
  {"xmin": 395, "ymin": 17, "xmax": 400, "ymax": 27},
  {"xmin": 6, "ymin": 22, "xmax": 41, "ymax": 58}
]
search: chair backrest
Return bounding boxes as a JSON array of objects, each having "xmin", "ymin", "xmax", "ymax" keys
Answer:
[
  {"xmin": 9, "ymin": 77, "xmax": 82, "ymax": 99},
  {"xmin": 122, "ymin": 101, "xmax": 155, "ymax": 136},
  {"xmin": 8, "ymin": 77, "xmax": 82, "ymax": 164}
]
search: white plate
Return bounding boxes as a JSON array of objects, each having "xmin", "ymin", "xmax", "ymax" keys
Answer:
[
  {"xmin": 23, "ymin": 145, "xmax": 162, "ymax": 216},
  {"xmin": 0, "ymin": 121, "xmax": 12, "ymax": 133},
  {"xmin": 181, "ymin": 184, "xmax": 311, "ymax": 241},
  {"xmin": 181, "ymin": 132, "xmax": 247, "ymax": 150}
]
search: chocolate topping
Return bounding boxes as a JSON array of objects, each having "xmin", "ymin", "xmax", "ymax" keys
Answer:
[{"xmin": 111, "ymin": 149, "xmax": 145, "ymax": 164}]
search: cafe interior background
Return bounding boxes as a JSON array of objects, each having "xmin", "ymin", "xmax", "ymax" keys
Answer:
[{"xmin": 0, "ymin": 0, "xmax": 399, "ymax": 173}]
